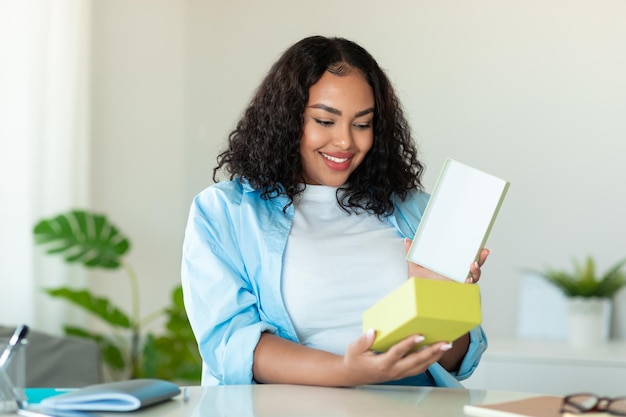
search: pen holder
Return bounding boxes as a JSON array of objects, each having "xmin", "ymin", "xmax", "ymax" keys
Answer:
[{"xmin": 0, "ymin": 338, "xmax": 27, "ymax": 413}]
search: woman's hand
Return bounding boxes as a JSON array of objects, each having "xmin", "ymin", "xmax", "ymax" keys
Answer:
[
  {"xmin": 341, "ymin": 329, "xmax": 452, "ymax": 385},
  {"xmin": 404, "ymin": 238, "xmax": 489, "ymax": 284}
]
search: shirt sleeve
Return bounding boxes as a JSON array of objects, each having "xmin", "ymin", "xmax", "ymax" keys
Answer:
[
  {"xmin": 428, "ymin": 326, "xmax": 488, "ymax": 387},
  {"xmin": 454, "ymin": 326, "xmax": 488, "ymax": 380},
  {"xmin": 181, "ymin": 188, "xmax": 276, "ymax": 385}
]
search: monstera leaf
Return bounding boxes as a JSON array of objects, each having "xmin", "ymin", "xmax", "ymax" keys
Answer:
[
  {"xmin": 33, "ymin": 209, "xmax": 130, "ymax": 268},
  {"xmin": 44, "ymin": 287, "xmax": 132, "ymax": 328}
]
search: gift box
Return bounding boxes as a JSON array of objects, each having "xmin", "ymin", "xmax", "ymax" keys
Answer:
[{"xmin": 362, "ymin": 277, "xmax": 482, "ymax": 352}]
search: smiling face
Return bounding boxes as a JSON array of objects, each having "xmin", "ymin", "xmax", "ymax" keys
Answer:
[{"xmin": 300, "ymin": 68, "xmax": 375, "ymax": 186}]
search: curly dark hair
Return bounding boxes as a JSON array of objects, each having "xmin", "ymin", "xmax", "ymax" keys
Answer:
[{"xmin": 214, "ymin": 35, "xmax": 424, "ymax": 216}]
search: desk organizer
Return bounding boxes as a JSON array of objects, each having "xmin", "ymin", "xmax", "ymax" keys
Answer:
[{"xmin": 362, "ymin": 277, "xmax": 482, "ymax": 352}]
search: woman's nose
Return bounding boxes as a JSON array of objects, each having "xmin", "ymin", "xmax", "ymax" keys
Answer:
[{"xmin": 333, "ymin": 125, "xmax": 353, "ymax": 149}]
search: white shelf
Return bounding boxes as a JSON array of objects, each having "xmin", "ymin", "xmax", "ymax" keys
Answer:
[{"xmin": 464, "ymin": 338, "xmax": 626, "ymax": 396}]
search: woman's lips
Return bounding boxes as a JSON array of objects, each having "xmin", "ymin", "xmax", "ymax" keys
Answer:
[{"xmin": 321, "ymin": 152, "xmax": 353, "ymax": 170}]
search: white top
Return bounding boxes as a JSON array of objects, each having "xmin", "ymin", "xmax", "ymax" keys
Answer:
[{"xmin": 281, "ymin": 185, "xmax": 408, "ymax": 355}]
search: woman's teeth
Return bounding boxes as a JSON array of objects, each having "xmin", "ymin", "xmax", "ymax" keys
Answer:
[{"xmin": 322, "ymin": 153, "xmax": 349, "ymax": 163}]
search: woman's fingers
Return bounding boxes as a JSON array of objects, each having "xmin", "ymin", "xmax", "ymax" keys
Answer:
[
  {"xmin": 380, "ymin": 335, "xmax": 450, "ymax": 379},
  {"xmin": 478, "ymin": 248, "xmax": 490, "ymax": 266},
  {"xmin": 466, "ymin": 248, "xmax": 490, "ymax": 283},
  {"xmin": 384, "ymin": 333, "xmax": 425, "ymax": 360},
  {"xmin": 466, "ymin": 262, "xmax": 480, "ymax": 283}
]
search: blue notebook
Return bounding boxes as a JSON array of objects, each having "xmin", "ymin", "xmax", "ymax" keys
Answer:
[{"xmin": 37, "ymin": 379, "xmax": 181, "ymax": 412}]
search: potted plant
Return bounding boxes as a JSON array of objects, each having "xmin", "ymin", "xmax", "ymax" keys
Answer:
[
  {"xmin": 33, "ymin": 209, "xmax": 202, "ymax": 382},
  {"xmin": 535, "ymin": 256, "xmax": 626, "ymax": 346}
]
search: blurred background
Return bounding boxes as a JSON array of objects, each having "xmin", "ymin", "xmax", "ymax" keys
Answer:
[{"xmin": 2, "ymin": 0, "xmax": 626, "ymax": 345}]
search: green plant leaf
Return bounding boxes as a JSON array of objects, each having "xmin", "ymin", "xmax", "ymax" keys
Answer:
[
  {"xmin": 140, "ymin": 332, "xmax": 202, "ymax": 382},
  {"xmin": 63, "ymin": 325, "xmax": 126, "ymax": 371},
  {"xmin": 595, "ymin": 258, "xmax": 626, "ymax": 298},
  {"xmin": 535, "ymin": 256, "xmax": 626, "ymax": 298},
  {"xmin": 141, "ymin": 333, "xmax": 159, "ymax": 378},
  {"xmin": 33, "ymin": 209, "xmax": 130, "ymax": 269},
  {"xmin": 134, "ymin": 285, "xmax": 202, "ymax": 382},
  {"xmin": 45, "ymin": 287, "xmax": 132, "ymax": 328}
]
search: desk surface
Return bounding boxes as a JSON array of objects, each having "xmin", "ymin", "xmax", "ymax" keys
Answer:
[{"xmin": 92, "ymin": 385, "xmax": 537, "ymax": 417}]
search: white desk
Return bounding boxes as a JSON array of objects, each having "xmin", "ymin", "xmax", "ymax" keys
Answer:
[{"xmin": 81, "ymin": 385, "xmax": 535, "ymax": 417}]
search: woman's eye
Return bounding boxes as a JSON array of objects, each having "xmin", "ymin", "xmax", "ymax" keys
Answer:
[
  {"xmin": 314, "ymin": 118, "xmax": 334, "ymax": 127},
  {"xmin": 354, "ymin": 123, "xmax": 372, "ymax": 130}
]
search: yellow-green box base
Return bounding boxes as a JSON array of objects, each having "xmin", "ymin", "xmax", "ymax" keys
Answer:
[{"xmin": 362, "ymin": 277, "xmax": 481, "ymax": 352}]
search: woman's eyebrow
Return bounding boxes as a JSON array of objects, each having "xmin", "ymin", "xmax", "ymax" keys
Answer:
[
  {"xmin": 308, "ymin": 103, "xmax": 375, "ymax": 117},
  {"xmin": 309, "ymin": 103, "xmax": 341, "ymax": 115},
  {"xmin": 355, "ymin": 108, "xmax": 374, "ymax": 117}
]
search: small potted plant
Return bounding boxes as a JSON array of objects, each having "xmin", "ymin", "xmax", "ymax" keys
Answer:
[{"xmin": 535, "ymin": 256, "xmax": 626, "ymax": 346}]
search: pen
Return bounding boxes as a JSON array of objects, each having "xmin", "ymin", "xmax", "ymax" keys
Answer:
[{"xmin": 0, "ymin": 324, "xmax": 29, "ymax": 369}]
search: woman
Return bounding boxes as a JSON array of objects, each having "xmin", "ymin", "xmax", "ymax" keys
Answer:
[{"xmin": 181, "ymin": 35, "xmax": 488, "ymax": 387}]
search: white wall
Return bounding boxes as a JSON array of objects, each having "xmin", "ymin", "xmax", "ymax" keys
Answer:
[
  {"xmin": 88, "ymin": 0, "xmax": 187, "ymax": 330},
  {"xmin": 88, "ymin": 0, "xmax": 626, "ymax": 339}
]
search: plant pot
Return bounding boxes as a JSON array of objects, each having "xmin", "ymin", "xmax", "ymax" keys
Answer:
[{"xmin": 567, "ymin": 297, "xmax": 612, "ymax": 347}]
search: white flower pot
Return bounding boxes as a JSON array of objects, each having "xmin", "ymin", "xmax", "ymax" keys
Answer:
[{"xmin": 567, "ymin": 297, "xmax": 612, "ymax": 347}]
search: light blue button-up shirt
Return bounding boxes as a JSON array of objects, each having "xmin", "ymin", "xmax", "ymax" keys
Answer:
[{"xmin": 181, "ymin": 178, "xmax": 487, "ymax": 386}]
